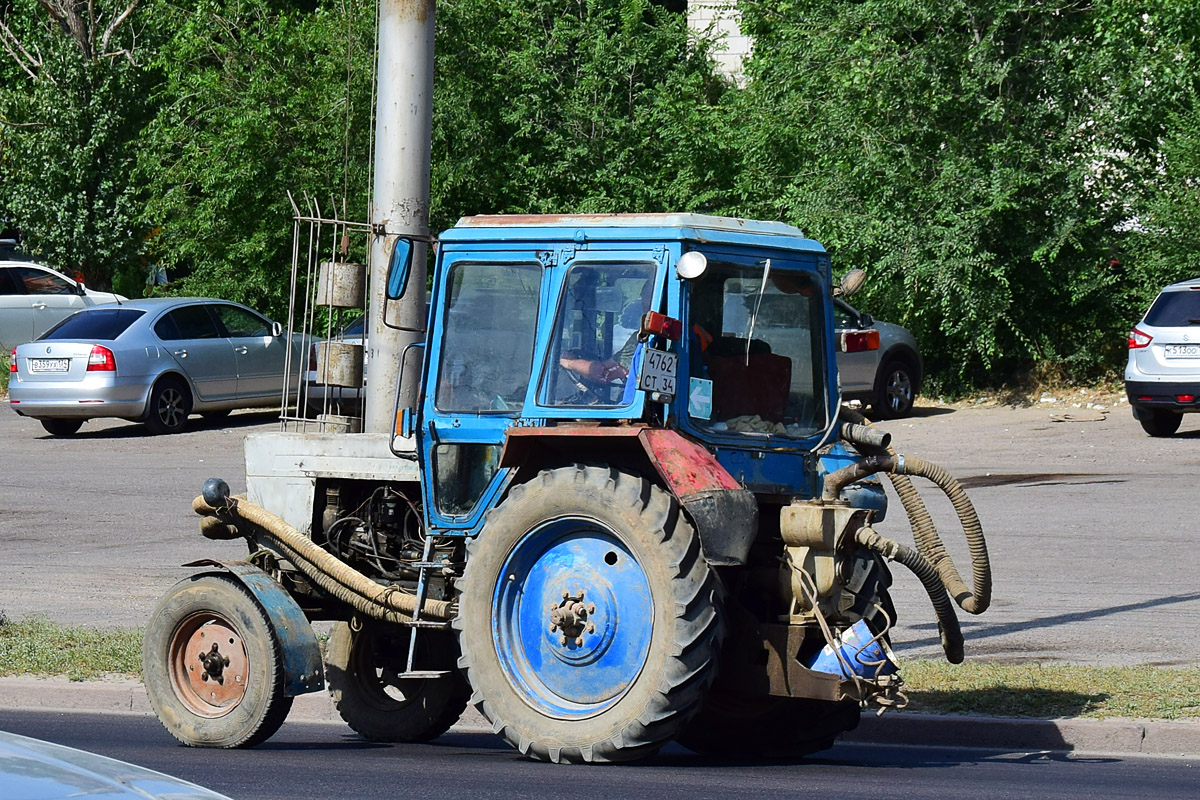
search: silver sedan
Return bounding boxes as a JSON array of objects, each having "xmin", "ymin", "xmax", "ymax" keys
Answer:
[{"xmin": 8, "ymin": 297, "xmax": 306, "ymax": 436}]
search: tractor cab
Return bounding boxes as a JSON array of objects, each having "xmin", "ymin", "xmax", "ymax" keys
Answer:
[{"xmin": 412, "ymin": 214, "xmax": 838, "ymax": 535}]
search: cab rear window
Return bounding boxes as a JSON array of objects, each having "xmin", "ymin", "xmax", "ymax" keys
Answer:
[
  {"xmin": 41, "ymin": 308, "xmax": 146, "ymax": 341},
  {"xmin": 1145, "ymin": 290, "xmax": 1200, "ymax": 327}
]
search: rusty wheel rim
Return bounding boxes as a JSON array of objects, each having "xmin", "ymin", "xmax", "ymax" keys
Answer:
[{"xmin": 168, "ymin": 612, "xmax": 250, "ymax": 718}]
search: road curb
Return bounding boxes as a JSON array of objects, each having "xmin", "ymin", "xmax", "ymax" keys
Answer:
[{"xmin": 2, "ymin": 677, "xmax": 1196, "ymax": 757}]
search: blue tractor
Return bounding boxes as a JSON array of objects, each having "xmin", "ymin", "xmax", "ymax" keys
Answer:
[{"xmin": 144, "ymin": 213, "xmax": 990, "ymax": 763}]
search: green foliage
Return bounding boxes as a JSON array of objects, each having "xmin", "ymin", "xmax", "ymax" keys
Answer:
[
  {"xmin": 732, "ymin": 0, "xmax": 1200, "ymax": 387},
  {"xmin": 0, "ymin": 0, "xmax": 159, "ymax": 294},
  {"xmin": 136, "ymin": 0, "xmax": 376, "ymax": 318},
  {"xmin": 4, "ymin": 0, "xmax": 1200, "ymax": 388},
  {"xmin": 432, "ymin": 0, "xmax": 733, "ymax": 227}
]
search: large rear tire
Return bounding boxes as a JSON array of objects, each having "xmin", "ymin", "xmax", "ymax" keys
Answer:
[
  {"xmin": 142, "ymin": 574, "xmax": 292, "ymax": 748},
  {"xmin": 326, "ymin": 621, "xmax": 469, "ymax": 742},
  {"xmin": 455, "ymin": 465, "xmax": 723, "ymax": 763}
]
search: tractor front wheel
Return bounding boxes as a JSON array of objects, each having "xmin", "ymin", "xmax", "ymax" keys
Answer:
[
  {"xmin": 455, "ymin": 465, "xmax": 723, "ymax": 763},
  {"xmin": 142, "ymin": 574, "xmax": 292, "ymax": 748}
]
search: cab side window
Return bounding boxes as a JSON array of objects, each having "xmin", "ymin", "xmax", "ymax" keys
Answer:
[{"xmin": 434, "ymin": 262, "xmax": 542, "ymax": 413}]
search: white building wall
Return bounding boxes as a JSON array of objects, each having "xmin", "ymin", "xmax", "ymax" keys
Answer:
[{"xmin": 687, "ymin": 1, "xmax": 751, "ymax": 84}]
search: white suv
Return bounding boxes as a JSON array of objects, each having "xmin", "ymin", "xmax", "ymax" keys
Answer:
[{"xmin": 1125, "ymin": 277, "xmax": 1200, "ymax": 436}]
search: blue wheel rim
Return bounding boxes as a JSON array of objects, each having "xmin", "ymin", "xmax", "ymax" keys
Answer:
[{"xmin": 492, "ymin": 516, "xmax": 653, "ymax": 719}]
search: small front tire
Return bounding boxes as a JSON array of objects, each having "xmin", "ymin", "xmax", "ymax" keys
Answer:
[{"xmin": 142, "ymin": 573, "xmax": 292, "ymax": 748}]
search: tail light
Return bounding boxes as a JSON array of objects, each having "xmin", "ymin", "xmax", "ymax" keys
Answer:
[
  {"xmin": 841, "ymin": 330, "xmax": 881, "ymax": 353},
  {"xmin": 1128, "ymin": 328, "xmax": 1152, "ymax": 349},
  {"xmin": 9, "ymin": 348, "xmax": 14, "ymax": 373},
  {"xmin": 86, "ymin": 345, "xmax": 116, "ymax": 371}
]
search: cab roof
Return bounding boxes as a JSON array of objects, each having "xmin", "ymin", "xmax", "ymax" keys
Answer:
[{"xmin": 444, "ymin": 213, "xmax": 825, "ymax": 253}]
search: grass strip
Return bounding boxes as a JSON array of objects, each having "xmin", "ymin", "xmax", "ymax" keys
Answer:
[
  {"xmin": 0, "ymin": 616, "xmax": 142, "ymax": 682},
  {"xmin": 3, "ymin": 616, "xmax": 1199, "ymax": 722},
  {"xmin": 903, "ymin": 659, "xmax": 1200, "ymax": 721}
]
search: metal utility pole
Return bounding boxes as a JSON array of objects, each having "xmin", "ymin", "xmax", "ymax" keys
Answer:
[{"xmin": 365, "ymin": 0, "xmax": 435, "ymax": 433}]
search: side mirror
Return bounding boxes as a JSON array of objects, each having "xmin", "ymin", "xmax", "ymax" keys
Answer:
[
  {"xmin": 859, "ymin": 313, "xmax": 874, "ymax": 328},
  {"xmin": 836, "ymin": 269, "xmax": 866, "ymax": 298},
  {"xmin": 270, "ymin": 321, "xmax": 283, "ymax": 337},
  {"xmin": 386, "ymin": 238, "xmax": 415, "ymax": 300}
]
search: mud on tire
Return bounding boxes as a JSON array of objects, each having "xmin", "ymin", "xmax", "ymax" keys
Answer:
[
  {"xmin": 142, "ymin": 573, "xmax": 292, "ymax": 748},
  {"xmin": 454, "ymin": 465, "xmax": 724, "ymax": 763}
]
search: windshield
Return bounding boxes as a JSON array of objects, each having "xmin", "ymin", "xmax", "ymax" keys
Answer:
[
  {"xmin": 541, "ymin": 262, "xmax": 657, "ymax": 408},
  {"xmin": 686, "ymin": 262, "xmax": 826, "ymax": 438},
  {"xmin": 41, "ymin": 308, "xmax": 145, "ymax": 341}
]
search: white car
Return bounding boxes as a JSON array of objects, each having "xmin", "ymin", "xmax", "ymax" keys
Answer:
[
  {"xmin": 0, "ymin": 259, "xmax": 126, "ymax": 348},
  {"xmin": 1125, "ymin": 276, "xmax": 1200, "ymax": 436}
]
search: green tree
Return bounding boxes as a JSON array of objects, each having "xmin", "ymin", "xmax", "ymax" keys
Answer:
[
  {"xmin": 137, "ymin": 0, "xmax": 376, "ymax": 317},
  {"xmin": 731, "ymin": 0, "xmax": 1200, "ymax": 387},
  {"xmin": 0, "ymin": 0, "xmax": 157, "ymax": 293},
  {"xmin": 432, "ymin": 0, "xmax": 733, "ymax": 228}
]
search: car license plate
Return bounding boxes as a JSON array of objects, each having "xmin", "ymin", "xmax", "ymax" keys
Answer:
[
  {"xmin": 1164, "ymin": 344, "xmax": 1200, "ymax": 359},
  {"xmin": 638, "ymin": 348, "xmax": 678, "ymax": 398},
  {"xmin": 29, "ymin": 358, "xmax": 70, "ymax": 373}
]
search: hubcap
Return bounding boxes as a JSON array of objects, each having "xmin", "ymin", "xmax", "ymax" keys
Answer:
[
  {"xmin": 887, "ymin": 370, "xmax": 912, "ymax": 411},
  {"xmin": 493, "ymin": 518, "xmax": 652, "ymax": 719},
  {"xmin": 168, "ymin": 614, "xmax": 249, "ymax": 718},
  {"xmin": 159, "ymin": 388, "xmax": 185, "ymax": 428}
]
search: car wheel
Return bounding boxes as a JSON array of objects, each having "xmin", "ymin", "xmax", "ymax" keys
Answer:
[
  {"xmin": 873, "ymin": 359, "xmax": 916, "ymax": 419},
  {"xmin": 145, "ymin": 378, "xmax": 192, "ymax": 435},
  {"xmin": 1139, "ymin": 409, "xmax": 1182, "ymax": 437},
  {"xmin": 40, "ymin": 419, "xmax": 83, "ymax": 437}
]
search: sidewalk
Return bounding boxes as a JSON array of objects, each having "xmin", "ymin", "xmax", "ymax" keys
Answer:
[{"xmin": 1, "ymin": 676, "xmax": 1197, "ymax": 758}]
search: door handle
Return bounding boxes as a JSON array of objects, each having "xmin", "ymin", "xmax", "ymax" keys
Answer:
[
  {"xmin": 173, "ymin": 349, "xmax": 188, "ymax": 358},
  {"xmin": 235, "ymin": 346, "xmax": 249, "ymax": 355},
  {"xmin": 32, "ymin": 302, "xmax": 46, "ymax": 310}
]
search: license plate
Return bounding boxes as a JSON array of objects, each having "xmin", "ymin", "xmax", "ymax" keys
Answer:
[
  {"xmin": 29, "ymin": 358, "xmax": 70, "ymax": 373},
  {"xmin": 1164, "ymin": 344, "xmax": 1200, "ymax": 359},
  {"xmin": 638, "ymin": 348, "xmax": 678, "ymax": 398}
]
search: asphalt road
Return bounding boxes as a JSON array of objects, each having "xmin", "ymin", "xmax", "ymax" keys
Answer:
[
  {"xmin": 2, "ymin": 709, "xmax": 1195, "ymax": 800},
  {"xmin": 2, "ymin": 398, "xmax": 1198, "ymax": 668}
]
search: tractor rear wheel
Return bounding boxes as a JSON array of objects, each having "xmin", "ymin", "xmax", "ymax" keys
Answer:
[
  {"xmin": 455, "ymin": 465, "xmax": 723, "ymax": 763},
  {"xmin": 142, "ymin": 574, "xmax": 292, "ymax": 748},
  {"xmin": 326, "ymin": 621, "xmax": 469, "ymax": 742}
]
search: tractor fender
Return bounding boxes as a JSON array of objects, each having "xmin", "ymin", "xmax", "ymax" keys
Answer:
[
  {"xmin": 637, "ymin": 429, "xmax": 759, "ymax": 566},
  {"xmin": 499, "ymin": 425, "xmax": 758, "ymax": 565},
  {"xmin": 180, "ymin": 559, "xmax": 325, "ymax": 696}
]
